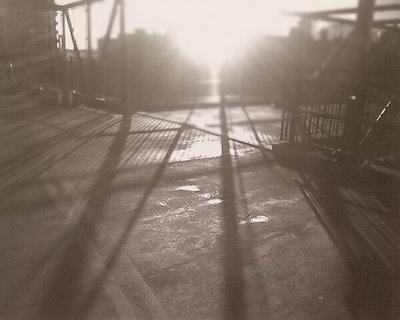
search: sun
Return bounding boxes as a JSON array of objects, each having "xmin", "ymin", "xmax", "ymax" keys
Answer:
[
  {"xmin": 55, "ymin": 0, "xmax": 299, "ymax": 69},
  {"xmin": 170, "ymin": 0, "xmax": 261, "ymax": 70},
  {"xmin": 159, "ymin": 0, "xmax": 298, "ymax": 71},
  {"xmin": 176, "ymin": 28, "xmax": 252, "ymax": 71}
]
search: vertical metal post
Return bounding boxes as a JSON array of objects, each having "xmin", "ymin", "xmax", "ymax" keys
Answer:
[
  {"xmin": 287, "ymin": 20, "xmax": 310, "ymax": 144},
  {"xmin": 65, "ymin": 9, "xmax": 85, "ymax": 92},
  {"xmin": 47, "ymin": 9, "xmax": 56, "ymax": 87},
  {"xmin": 70, "ymin": 55, "xmax": 74, "ymax": 90},
  {"xmin": 344, "ymin": 0, "xmax": 375, "ymax": 151},
  {"xmin": 288, "ymin": 73, "xmax": 301, "ymax": 144},
  {"xmin": 101, "ymin": 0, "xmax": 121, "ymax": 101},
  {"xmin": 86, "ymin": 1, "xmax": 93, "ymax": 61},
  {"xmin": 62, "ymin": 11, "xmax": 67, "ymax": 56},
  {"xmin": 86, "ymin": 0, "xmax": 93, "ymax": 94},
  {"xmin": 62, "ymin": 10, "xmax": 67, "ymax": 88},
  {"xmin": 120, "ymin": 0, "xmax": 128, "ymax": 110},
  {"xmin": 101, "ymin": 0, "xmax": 120, "ymax": 56}
]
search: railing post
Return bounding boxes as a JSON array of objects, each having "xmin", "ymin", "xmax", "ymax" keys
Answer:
[
  {"xmin": 101, "ymin": 0, "xmax": 121, "ymax": 102},
  {"xmin": 86, "ymin": 0, "xmax": 93, "ymax": 95},
  {"xmin": 343, "ymin": 0, "xmax": 375, "ymax": 152},
  {"xmin": 65, "ymin": 9, "xmax": 86, "ymax": 93},
  {"xmin": 119, "ymin": 0, "xmax": 128, "ymax": 110},
  {"xmin": 288, "ymin": 77, "xmax": 300, "ymax": 144},
  {"xmin": 62, "ymin": 9, "xmax": 67, "ymax": 88}
]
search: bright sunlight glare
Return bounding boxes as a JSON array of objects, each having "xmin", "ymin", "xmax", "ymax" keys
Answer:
[
  {"xmin": 166, "ymin": 0, "xmax": 286, "ymax": 68},
  {"xmin": 56, "ymin": 0, "xmax": 356, "ymax": 68}
]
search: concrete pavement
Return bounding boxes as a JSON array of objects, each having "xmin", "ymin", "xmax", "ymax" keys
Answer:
[{"xmin": 0, "ymin": 95, "xmax": 351, "ymax": 320}]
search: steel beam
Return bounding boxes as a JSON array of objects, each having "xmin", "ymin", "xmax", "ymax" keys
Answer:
[
  {"xmin": 120, "ymin": 0, "xmax": 128, "ymax": 109},
  {"xmin": 57, "ymin": 0, "xmax": 102, "ymax": 10},
  {"xmin": 290, "ymin": 14, "xmax": 400, "ymax": 30},
  {"xmin": 100, "ymin": 0, "xmax": 121, "ymax": 102},
  {"xmin": 86, "ymin": 0, "xmax": 93, "ymax": 94},
  {"xmin": 65, "ymin": 9, "xmax": 85, "ymax": 92},
  {"xmin": 343, "ymin": 0, "xmax": 375, "ymax": 151},
  {"xmin": 62, "ymin": 11, "xmax": 68, "ymax": 87},
  {"xmin": 86, "ymin": 0, "xmax": 93, "ymax": 61},
  {"xmin": 288, "ymin": 3, "xmax": 400, "ymax": 29},
  {"xmin": 100, "ymin": 0, "xmax": 121, "ymax": 57},
  {"xmin": 311, "ymin": 28, "xmax": 357, "ymax": 81},
  {"xmin": 0, "ymin": 0, "xmax": 102, "ymax": 11},
  {"xmin": 289, "ymin": 3, "xmax": 400, "ymax": 18}
]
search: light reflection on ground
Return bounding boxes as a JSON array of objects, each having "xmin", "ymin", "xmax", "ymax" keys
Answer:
[
  {"xmin": 175, "ymin": 185, "xmax": 201, "ymax": 192},
  {"xmin": 170, "ymin": 139, "xmax": 222, "ymax": 162},
  {"xmin": 239, "ymin": 215, "xmax": 269, "ymax": 225}
]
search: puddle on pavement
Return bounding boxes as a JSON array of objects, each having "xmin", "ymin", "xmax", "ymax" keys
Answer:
[
  {"xmin": 175, "ymin": 185, "xmax": 200, "ymax": 192},
  {"xmin": 207, "ymin": 199, "xmax": 223, "ymax": 205},
  {"xmin": 264, "ymin": 197, "xmax": 301, "ymax": 206},
  {"xmin": 188, "ymin": 140, "xmax": 221, "ymax": 159},
  {"xmin": 170, "ymin": 140, "xmax": 221, "ymax": 162},
  {"xmin": 239, "ymin": 215, "xmax": 269, "ymax": 225}
]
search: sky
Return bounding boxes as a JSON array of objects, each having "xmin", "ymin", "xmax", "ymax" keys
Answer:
[{"xmin": 56, "ymin": 0, "xmax": 357, "ymax": 66}]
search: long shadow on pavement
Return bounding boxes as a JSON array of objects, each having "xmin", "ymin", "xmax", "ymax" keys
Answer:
[
  {"xmin": 31, "ymin": 111, "xmax": 134, "ymax": 320},
  {"xmin": 73, "ymin": 108, "xmax": 194, "ymax": 320},
  {"xmin": 220, "ymin": 100, "xmax": 247, "ymax": 320}
]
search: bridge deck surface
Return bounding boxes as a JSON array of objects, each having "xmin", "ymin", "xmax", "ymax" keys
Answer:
[{"xmin": 0, "ymin": 95, "xmax": 360, "ymax": 320}]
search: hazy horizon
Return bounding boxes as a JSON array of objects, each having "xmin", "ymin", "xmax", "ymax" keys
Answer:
[{"xmin": 56, "ymin": 0, "xmax": 358, "ymax": 66}]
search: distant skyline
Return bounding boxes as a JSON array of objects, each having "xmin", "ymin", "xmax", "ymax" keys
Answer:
[{"xmin": 57, "ymin": 0, "xmax": 358, "ymax": 65}]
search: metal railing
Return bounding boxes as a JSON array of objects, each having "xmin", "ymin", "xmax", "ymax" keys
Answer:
[
  {"xmin": 281, "ymin": 99, "xmax": 348, "ymax": 149},
  {"xmin": 281, "ymin": 92, "xmax": 400, "ymax": 164}
]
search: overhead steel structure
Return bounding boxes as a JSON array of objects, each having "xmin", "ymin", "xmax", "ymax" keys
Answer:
[
  {"xmin": 0, "ymin": 0, "xmax": 122, "ymax": 104},
  {"xmin": 279, "ymin": 0, "xmax": 400, "ymax": 164},
  {"xmin": 58, "ymin": 0, "xmax": 128, "ymax": 107},
  {"xmin": 1, "ymin": 0, "xmax": 398, "ymax": 163}
]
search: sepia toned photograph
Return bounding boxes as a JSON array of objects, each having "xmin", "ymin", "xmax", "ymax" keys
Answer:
[{"xmin": 0, "ymin": 0, "xmax": 399, "ymax": 319}]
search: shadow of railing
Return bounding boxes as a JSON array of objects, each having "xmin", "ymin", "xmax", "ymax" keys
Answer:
[
  {"xmin": 231, "ymin": 133, "xmax": 271, "ymax": 319},
  {"xmin": 0, "ymin": 113, "xmax": 121, "ymax": 207},
  {"xmin": 31, "ymin": 110, "xmax": 134, "ymax": 320},
  {"xmin": 296, "ymin": 172, "xmax": 400, "ymax": 320},
  {"xmin": 0, "ymin": 114, "xmax": 125, "ymax": 316},
  {"xmin": 1, "ymin": 96, "xmax": 282, "ymax": 319},
  {"xmin": 72, "ymin": 108, "xmax": 194, "ymax": 320},
  {"xmin": 220, "ymin": 100, "xmax": 247, "ymax": 320},
  {"xmin": 3, "ymin": 109, "xmax": 187, "ymax": 318},
  {"xmin": 240, "ymin": 105, "xmax": 275, "ymax": 166}
]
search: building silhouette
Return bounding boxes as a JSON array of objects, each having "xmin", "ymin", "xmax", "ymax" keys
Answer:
[
  {"xmin": 98, "ymin": 29, "xmax": 208, "ymax": 105},
  {"xmin": 0, "ymin": 0, "xmax": 57, "ymax": 88}
]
